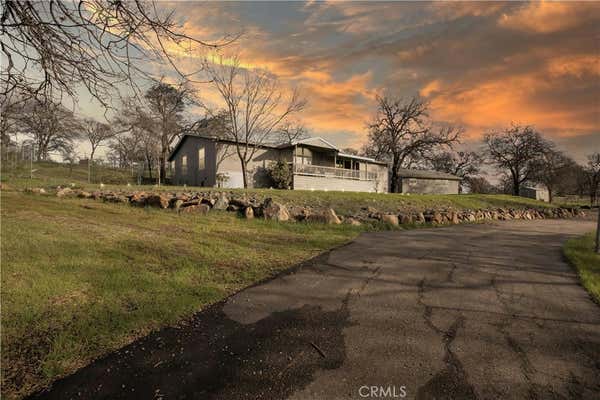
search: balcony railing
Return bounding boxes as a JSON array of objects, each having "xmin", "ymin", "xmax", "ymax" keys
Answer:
[{"xmin": 293, "ymin": 163, "xmax": 378, "ymax": 181}]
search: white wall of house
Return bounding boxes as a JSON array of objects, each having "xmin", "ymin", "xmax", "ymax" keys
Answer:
[{"xmin": 293, "ymin": 175, "xmax": 380, "ymax": 193}]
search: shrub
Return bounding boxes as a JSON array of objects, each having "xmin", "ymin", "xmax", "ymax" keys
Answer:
[{"xmin": 268, "ymin": 160, "xmax": 292, "ymax": 189}]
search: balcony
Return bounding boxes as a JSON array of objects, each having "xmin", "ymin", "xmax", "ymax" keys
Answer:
[{"xmin": 293, "ymin": 163, "xmax": 378, "ymax": 181}]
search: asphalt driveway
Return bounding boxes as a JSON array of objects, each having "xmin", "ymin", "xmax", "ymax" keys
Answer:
[{"xmin": 32, "ymin": 219, "xmax": 600, "ymax": 400}]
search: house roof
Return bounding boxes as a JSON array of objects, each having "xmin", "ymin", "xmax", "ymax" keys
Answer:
[
  {"xmin": 279, "ymin": 136, "xmax": 339, "ymax": 150},
  {"xmin": 168, "ymin": 134, "xmax": 278, "ymax": 161},
  {"xmin": 397, "ymin": 169, "xmax": 462, "ymax": 181}
]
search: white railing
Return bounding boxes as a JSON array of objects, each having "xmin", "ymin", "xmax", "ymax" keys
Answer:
[{"xmin": 293, "ymin": 163, "xmax": 378, "ymax": 181}]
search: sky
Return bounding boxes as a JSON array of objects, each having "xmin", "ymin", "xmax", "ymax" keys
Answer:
[{"xmin": 79, "ymin": 1, "xmax": 599, "ymax": 163}]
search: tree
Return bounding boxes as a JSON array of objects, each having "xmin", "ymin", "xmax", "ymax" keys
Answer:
[
  {"xmin": 428, "ymin": 150, "xmax": 482, "ymax": 192},
  {"xmin": 583, "ymin": 152, "xmax": 600, "ymax": 206},
  {"xmin": 82, "ymin": 118, "xmax": 116, "ymax": 182},
  {"xmin": 364, "ymin": 95, "xmax": 462, "ymax": 193},
  {"xmin": 464, "ymin": 176, "xmax": 497, "ymax": 194},
  {"xmin": 143, "ymin": 82, "xmax": 191, "ymax": 180},
  {"xmin": 203, "ymin": 55, "xmax": 305, "ymax": 188},
  {"xmin": 60, "ymin": 148, "xmax": 78, "ymax": 176},
  {"xmin": 1, "ymin": 0, "xmax": 234, "ymax": 106},
  {"xmin": 275, "ymin": 122, "xmax": 309, "ymax": 145},
  {"xmin": 483, "ymin": 124, "xmax": 547, "ymax": 196},
  {"xmin": 531, "ymin": 146, "xmax": 575, "ymax": 203},
  {"xmin": 268, "ymin": 160, "xmax": 292, "ymax": 189},
  {"xmin": 15, "ymin": 99, "xmax": 81, "ymax": 160}
]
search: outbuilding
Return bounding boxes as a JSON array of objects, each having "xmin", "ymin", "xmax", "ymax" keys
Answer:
[
  {"xmin": 396, "ymin": 169, "xmax": 461, "ymax": 194},
  {"xmin": 520, "ymin": 186, "xmax": 550, "ymax": 202}
]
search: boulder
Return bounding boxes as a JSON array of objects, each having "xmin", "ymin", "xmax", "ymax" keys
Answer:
[
  {"xmin": 450, "ymin": 212, "xmax": 460, "ymax": 224},
  {"xmin": 415, "ymin": 212, "xmax": 425, "ymax": 224},
  {"xmin": 103, "ymin": 194, "xmax": 128, "ymax": 203},
  {"xmin": 146, "ymin": 194, "xmax": 170, "ymax": 209},
  {"xmin": 213, "ymin": 195, "xmax": 229, "ymax": 210},
  {"xmin": 344, "ymin": 217, "xmax": 362, "ymax": 226},
  {"xmin": 173, "ymin": 199, "xmax": 184, "ymax": 210},
  {"xmin": 262, "ymin": 198, "xmax": 290, "ymax": 222},
  {"xmin": 399, "ymin": 214, "xmax": 413, "ymax": 225},
  {"xmin": 226, "ymin": 204, "xmax": 239, "ymax": 212},
  {"xmin": 130, "ymin": 192, "xmax": 147, "ymax": 207},
  {"xmin": 180, "ymin": 204, "xmax": 210, "ymax": 215},
  {"xmin": 432, "ymin": 212, "xmax": 444, "ymax": 224},
  {"xmin": 77, "ymin": 191, "xmax": 92, "ymax": 199},
  {"xmin": 56, "ymin": 187, "xmax": 74, "ymax": 197},
  {"xmin": 230, "ymin": 198, "xmax": 251, "ymax": 209},
  {"xmin": 244, "ymin": 206, "xmax": 254, "ymax": 219},
  {"xmin": 381, "ymin": 214, "xmax": 399, "ymax": 226},
  {"xmin": 305, "ymin": 208, "xmax": 341, "ymax": 224},
  {"xmin": 26, "ymin": 187, "xmax": 46, "ymax": 195}
]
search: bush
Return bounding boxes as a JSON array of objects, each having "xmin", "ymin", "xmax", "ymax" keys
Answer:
[{"xmin": 268, "ymin": 160, "xmax": 292, "ymax": 189}]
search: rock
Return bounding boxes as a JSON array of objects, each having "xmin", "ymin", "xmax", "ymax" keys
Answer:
[
  {"xmin": 450, "ymin": 212, "xmax": 460, "ymax": 224},
  {"xmin": 345, "ymin": 217, "xmax": 362, "ymax": 226},
  {"xmin": 180, "ymin": 204, "xmax": 210, "ymax": 215},
  {"xmin": 213, "ymin": 195, "xmax": 229, "ymax": 210},
  {"xmin": 244, "ymin": 206, "xmax": 254, "ymax": 219},
  {"xmin": 415, "ymin": 212, "xmax": 425, "ymax": 224},
  {"xmin": 26, "ymin": 187, "xmax": 46, "ymax": 195},
  {"xmin": 381, "ymin": 214, "xmax": 399, "ymax": 226},
  {"xmin": 226, "ymin": 204, "xmax": 239, "ymax": 212},
  {"xmin": 362, "ymin": 206, "xmax": 378, "ymax": 214},
  {"xmin": 146, "ymin": 194, "xmax": 170, "ymax": 209},
  {"xmin": 130, "ymin": 192, "xmax": 147, "ymax": 207},
  {"xmin": 399, "ymin": 214, "xmax": 413, "ymax": 224},
  {"xmin": 56, "ymin": 187, "xmax": 74, "ymax": 197},
  {"xmin": 323, "ymin": 208, "xmax": 342, "ymax": 224},
  {"xmin": 103, "ymin": 194, "xmax": 128, "ymax": 203},
  {"xmin": 77, "ymin": 191, "xmax": 92, "ymax": 199},
  {"xmin": 432, "ymin": 212, "xmax": 444, "ymax": 224},
  {"xmin": 262, "ymin": 198, "xmax": 290, "ymax": 222},
  {"xmin": 173, "ymin": 199, "xmax": 184, "ymax": 210},
  {"xmin": 230, "ymin": 198, "xmax": 251, "ymax": 209}
]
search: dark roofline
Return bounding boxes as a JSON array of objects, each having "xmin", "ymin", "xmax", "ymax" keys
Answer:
[
  {"xmin": 169, "ymin": 134, "xmax": 389, "ymax": 166},
  {"xmin": 168, "ymin": 134, "xmax": 279, "ymax": 161}
]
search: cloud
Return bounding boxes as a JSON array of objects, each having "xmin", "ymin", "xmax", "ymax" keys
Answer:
[{"xmin": 498, "ymin": 1, "xmax": 600, "ymax": 33}]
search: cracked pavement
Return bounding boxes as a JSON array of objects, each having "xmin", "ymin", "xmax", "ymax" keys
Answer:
[{"xmin": 32, "ymin": 219, "xmax": 600, "ymax": 400}]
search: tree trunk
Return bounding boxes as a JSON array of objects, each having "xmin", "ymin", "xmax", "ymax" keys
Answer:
[
  {"xmin": 390, "ymin": 158, "xmax": 400, "ymax": 193},
  {"xmin": 159, "ymin": 148, "xmax": 168, "ymax": 182},
  {"xmin": 547, "ymin": 184, "xmax": 553, "ymax": 204},
  {"xmin": 241, "ymin": 159, "xmax": 248, "ymax": 189},
  {"xmin": 512, "ymin": 174, "xmax": 520, "ymax": 196},
  {"xmin": 89, "ymin": 149, "xmax": 95, "ymax": 183}
]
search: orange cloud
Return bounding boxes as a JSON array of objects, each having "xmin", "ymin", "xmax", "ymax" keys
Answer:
[{"xmin": 498, "ymin": 1, "xmax": 599, "ymax": 33}]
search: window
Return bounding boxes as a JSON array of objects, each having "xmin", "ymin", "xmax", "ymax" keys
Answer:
[
  {"xmin": 181, "ymin": 155, "xmax": 187, "ymax": 175},
  {"xmin": 294, "ymin": 147, "xmax": 312, "ymax": 165},
  {"xmin": 198, "ymin": 147, "xmax": 205, "ymax": 170}
]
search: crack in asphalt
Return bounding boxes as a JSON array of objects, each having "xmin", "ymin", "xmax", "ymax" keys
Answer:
[{"xmin": 416, "ymin": 277, "xmax": 478, "ymax": 400}]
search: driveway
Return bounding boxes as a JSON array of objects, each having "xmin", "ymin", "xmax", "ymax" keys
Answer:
[{"xmin": 32, "ymin": 219, "xmax": 600, "ymax": 400}]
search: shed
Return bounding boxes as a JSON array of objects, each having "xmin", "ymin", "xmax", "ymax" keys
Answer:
[
  {"xmin": 396, "ymin": 169, "xmax": 461, "ymax": 194},
  {"xmin": 520, "ymin": 186, "xmax": 550, "ymax": 202}
]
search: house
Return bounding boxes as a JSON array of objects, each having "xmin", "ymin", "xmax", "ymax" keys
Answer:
[
  {"xmin": 168, "ymin": 135, "xmax": 389, "ymax": 193},
  {"xmin": 396, "ymin": 169, "xmax": 461, "ymax": 194},
  {"xmin": 520, "ymin": 186, "xmax": 550, "ymax": 202}
]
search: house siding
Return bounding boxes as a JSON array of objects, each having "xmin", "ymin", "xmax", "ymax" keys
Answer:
[{"xmin": 293, "ymin": 175, "xmax": 379, "ymax": 192}]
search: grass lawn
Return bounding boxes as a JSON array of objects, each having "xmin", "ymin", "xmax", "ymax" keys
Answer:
[
  {"xmin": 1, "ymin": 190, "xmax": 365, "ymax": 399},
  {"xmin": 563, "ymin": 232, "xmax": 600, "ymax": 303}
]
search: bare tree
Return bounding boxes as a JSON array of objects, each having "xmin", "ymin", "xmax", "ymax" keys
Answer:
[
  {"xmin": 143, "ymin": 82, "xmax": 191, "ymax": 179},
  {"xmin": 364, "ymin": 95, "xmax": 462, "ymax": 193},
  {"xmin": 82, "ymin": 118, "xmax": 117, "ymax": 182},
  {"xmin": 275, "ymin": 122, "xmax": 309, "ymax": 145},
  {"xmin": 1, "ymin": 0, "xmax": 235, "ymax": 106},
  {"xmin": 483, "ymin": 124, "xmax": 547, "ymax": 196},
  {"xmin": 530, "ymin": 145, "xmax": 575, "ymax": 203},
  {"xmin": 60, "ymin": 147, "xmax": 79, "ymax": 176},
  {"xmin": 203, "ymin": 56, "xmax": 305, "ymax": 188},
  {"xmin": 15, "ymin": 99, "xmax": 81, "ymax": 160},
  {"xmin": 583, "ymin": 152, "xmax": 600, "ymax": 206},
  {"xmin": 428, "ymin": 150, "xmax": 483, "ymax": 193}
]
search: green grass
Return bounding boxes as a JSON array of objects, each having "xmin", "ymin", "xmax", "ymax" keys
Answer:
[
  {"xmin": 564, "ymin": 232, "xmax": 600, "ymax": 303},
  {"xmin": 1, "ymin": 190, "xmax": 365, "ymax": 399}
]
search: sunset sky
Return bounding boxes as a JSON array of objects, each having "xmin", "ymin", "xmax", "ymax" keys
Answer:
[{"xmin": 79, "ymin": 1, "xmax": 600, "ymax": 162}]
